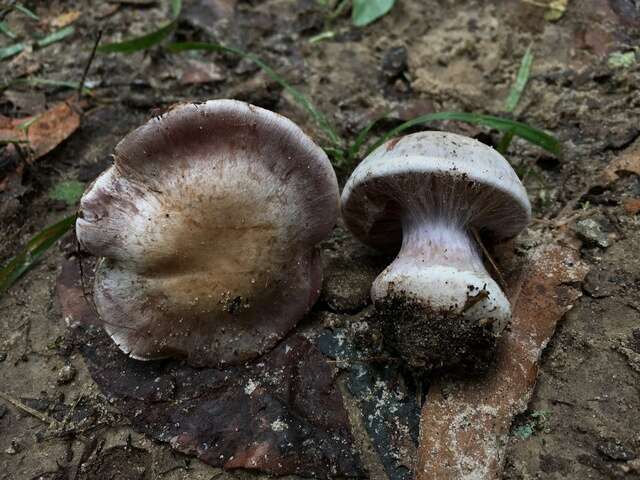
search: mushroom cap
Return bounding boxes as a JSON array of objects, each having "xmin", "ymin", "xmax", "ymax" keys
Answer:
[
  {"xmin": 76, "ymin": 99, "xmax": 339, "ymax": 366},
  {"xmin": 341, "ymin": 131, "xmax": 531, "ymax": 252}
]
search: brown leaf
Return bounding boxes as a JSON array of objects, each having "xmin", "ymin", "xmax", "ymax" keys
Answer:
[
  {"xmin": 50, "ymin": 10, "xmax": 81, "ymax": 28},
  {"xmin": 55, "ymin": 255, "xmax": 363, "ymax": 478},
  {"xmin": 603, "ymin": 137, "xmax": 640, "ymax": 182},
  {"xmin": 180, "ymin": 59, "xmax": 225, "ymax": 85},
  {"xmin": 623, "ymin": 198, "xmax": 640, "ymax": 215},
  {"xmin": 0, "ymin": 98, "xmax": 81, "ymax": 164},
  {"xmin": 417, "ymin": 244, "xmax": 588, "ymax": 480}
]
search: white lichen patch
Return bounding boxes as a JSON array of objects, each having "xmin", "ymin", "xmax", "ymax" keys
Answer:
[
  {"xmin": 244, "ymin": 379, "xmax": 259, "ymax": 395},
  {"xmin": 271, "ymin": 418, "xmax": 289, "ymax": 432}
]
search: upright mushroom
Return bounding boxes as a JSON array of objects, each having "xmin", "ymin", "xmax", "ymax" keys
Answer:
[
  {"xmin": 76, "ymin": 100, "xmax": 339, "ymax": 367},
  {"xmin": 341, "ymin": 131, "xmax": 531, "ymax": 372}
]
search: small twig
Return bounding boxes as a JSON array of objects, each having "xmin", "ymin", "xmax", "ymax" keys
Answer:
[
  {"xmin": 471, "ymin": 227, "xmax": 507, "ymax": 290},
  {"xmin": 0, "ymin": 390, "xmax": 59, "ymax": 428},
  {"xmin": 77, "ymin": 29, "xmax": 102, "ymax": 98}
]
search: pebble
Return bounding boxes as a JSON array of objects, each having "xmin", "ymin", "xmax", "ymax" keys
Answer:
[
  {"xmin": 574, "ymin": 219, "xmax": 611, "ymax": 248},
  {"xmin": 57, "ymin": 364, "xmax": 77, "ymax": 385}
]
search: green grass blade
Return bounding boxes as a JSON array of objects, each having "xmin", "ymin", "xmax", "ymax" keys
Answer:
[
  {"xmin": 98, "ymin": 21, "xmax": 177, "ymax": 53},
  {"xmin": 98, "ymin": 0, "xmax": 181, "ymax": 54},
  {"xmin": 14, "ymin": 3, "xmax": 39, "ymax": 20},
  {"xmin": 167, "ymin": 42, "xmax": 343, "ymax": 147},
  {"xmin": 505, "ymin": 46, "xmax": 533, "ymax": 113},
  {"xmin": 36, "ymin": 26, "xmax": 75, "ymax": 48},
  {"xmin": 496, "ymin": 130, "xmax": 515, "ymax": 155},
  {"xmin": 0, "ymin": 21, "xmax": 17, "ymax": 39},
  {"xmin": 0, "ymin": 42, "xmax": 25, "ymax": 61},
  {"xmin": 368, "ymin": 112, "xmax": 561, "ymax": 156},
  {"xmin": 348, "ymin": 113, "xmax": 388, "ymax": 159},
  {"xmin": 0, "ymin": 214, "xmax": 76, "ymax": 297}
]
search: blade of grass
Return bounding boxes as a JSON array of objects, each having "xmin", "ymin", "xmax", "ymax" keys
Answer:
[
  {"xmin": 98, "ymin": 21, "xmax": 176, "ymax": 53},
  {"xmin": 98, "ymin": 0, "xmax": 181, "ymax": 54},
  {"xmin": 500, "ymin": 46, "xmax": 534, "ymax": 152},
  {"xmin": 167, "ymin": 41, "xmax": 343, "ymax": 147},
  {"xmin": 348, "ymin": 112, "xmax": 388, "ymax": 159},
  {"xmin": 36, "ymin": 26, "xmax": 75, "ymax": 48},
  {"xmin": 496, "ymin": 130, "xmax": 515, "ymax": 155},
  {"xmin": 0, "ymin": 42, "xmax": 24, "ymax": 61},
  {"xmin": 14, "ymin": 3, "xmax": 39, "ymax": 20},
  {"xmin": 0, "ymin": 21, "xmax": 16, "ymax": 39},
  {"xmin": 0, "ymin": 214, "xmax": 76, "ymax": 297},
  {"xmin": 368, "ymin": 112, "xmax": 561, "ymax": 157},
  {"xmin": 505, "ymin": 46, "xmax": 533, "ymax": 113}
]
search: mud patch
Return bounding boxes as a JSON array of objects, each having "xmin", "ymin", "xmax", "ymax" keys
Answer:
[{"xmin": 374, "ymin": 292, "xmax": 497, "ymax": 374}]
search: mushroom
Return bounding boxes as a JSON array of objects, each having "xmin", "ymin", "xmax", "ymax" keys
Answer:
[
  {"xmin": 76, "ymin": 99, "xmax": 339, "ymax": 367},
  {"xmin": 341, "ymin": 131, "xmax": 531, "ymax": 371}
]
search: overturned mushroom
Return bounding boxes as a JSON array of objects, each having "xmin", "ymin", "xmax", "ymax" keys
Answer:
[
  {"xmin": 341, "ymin": 131, "xmax": 531, "ymax": 371},
  {"xmin": 76, "ymin": 99, "xmax": 339, "ymax": 366}
]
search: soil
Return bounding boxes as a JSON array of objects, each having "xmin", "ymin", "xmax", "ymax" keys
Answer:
[
  {"xmin": 374, "ymin": 291, "xmax": 497, "ymax": 374},
  {"xmin": 1, "ymin": 0, "xmax": 640, "ymax": 479}
]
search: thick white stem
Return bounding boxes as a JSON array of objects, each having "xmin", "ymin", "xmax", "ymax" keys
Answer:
[{"xmin": 371, "ymin": 214, "xmax": 511, "ymax": 334}]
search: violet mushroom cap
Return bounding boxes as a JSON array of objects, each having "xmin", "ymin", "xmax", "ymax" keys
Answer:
[
  {"xmin": 76, "ymin": 99, "xmax": 339, "ymax": 367},
  {"xmin": 341, "ymin": 131, "xmax": 531, "ymax": 371}
]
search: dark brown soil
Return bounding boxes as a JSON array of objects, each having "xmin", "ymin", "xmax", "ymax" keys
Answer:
[
  {"xmin": 1, "ymin": 1, "xmax": 640, "ymax": 479},
  {"xmin": 374, "ymin": 292, "xmax": 497, "ymax": 374}
]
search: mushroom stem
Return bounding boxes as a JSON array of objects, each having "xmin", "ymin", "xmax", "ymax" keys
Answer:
[{"xmin": 371, "ymin": 213, "xmax": 511, "ymax": 370}]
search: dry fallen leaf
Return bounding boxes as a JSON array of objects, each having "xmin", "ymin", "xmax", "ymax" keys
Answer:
[
  {"xmin": 180, "ymin": 59, "xmax": 225, "ymax": 85},
  {"xmin": 50, "ymin": 10, "xmax": 82, "ymax": 28},
  {"xmin": 603, "ymin": 137, "xmax": 640, "ymax": 182},
  {"xmin": 417, "ymin": 244, "xmax": 588, "ymax": 480},
  {"xmin": 623, "ymin": 198, "xmax": 640, "ymax": 215},
  {"xmin": 0, "ymin": 98, "xmax": 81, "ymax": 163}
]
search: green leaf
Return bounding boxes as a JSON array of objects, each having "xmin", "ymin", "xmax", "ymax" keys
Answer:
[
  {"xmin": 36, "ymin": 26, "xmax": 75, "ymax": 48},
  {"xmin": 14, "ymin": 3, "xmax": 39, "ymax": 20},
  {"xmin": 0, "ymin": 42, "xmax": 25, "ymax": 61},
  {"xmin": 505, "ymin": 46, "xmax": 533, "ymax": 113},
  {"xmin": 167, "ymin": 42, "xmax": 343, "ymax": 147},
  {"xmin": 352, "ymin": 0, "xmax": 395, "ymax": 27},
  {"xmin": 49, "ymin": 180, "xmax": 85, "ymax": 205},
  {"xmin": 98, "ymin": 0, "xmax": 181, "ymax": 54},
  {"xmin": 0, "ymin": 214, "xmax": 76, "ymax": 297},
  {"xmin": 369, "ymin": 112, "xmax": 561, "ymax": 157},
  {"xmin": 0, "ymin": 21, "xmax": 17, "ymax": 39}
]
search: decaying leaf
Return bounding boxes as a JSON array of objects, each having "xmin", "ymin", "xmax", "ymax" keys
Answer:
[
  {"xmin": 56, "ymin": 255, "xmax": 363, "ymax": 478},
  {"xmin": 50, "ymin": 10, "xmax": 82, "ymax": 28},
  {"xmin": 179, "ymin": 58, "xmax": 225, "ymax": 85},
  {"xmin": 0, "ymin": 98, "xmax": 81, "ymax": 162},
  {"xmin": 544, "ymin": 0, "xmax": 568, "ymax": 21},
  {"xmin": 623, "ymin": 198, "xmax": 640, "ymax": 215},
  {"xmin": 603, "ymin": 137, "xmax": 640, "ymax": 182},
  {"xmin": 416, "ymin": 244, "xmax": 588, "ymax": 480}
]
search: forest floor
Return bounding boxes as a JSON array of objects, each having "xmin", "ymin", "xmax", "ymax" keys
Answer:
[{"xmin": 1, "ymin": 0, "xmax": 640, "ymax": 479}]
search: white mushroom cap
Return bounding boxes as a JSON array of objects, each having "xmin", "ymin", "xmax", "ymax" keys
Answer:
[
  {"xmin": 342, "ymin": 131, "xmax": 531, "ymax": 252},
  {"xmin": 77, "ymin": 100, "xmax": 339, "ymax": 366}
]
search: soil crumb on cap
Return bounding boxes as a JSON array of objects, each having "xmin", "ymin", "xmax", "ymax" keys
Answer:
[{"xmin": 374, "ymin": 290, "xmax": 499, "ymax": 375}]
